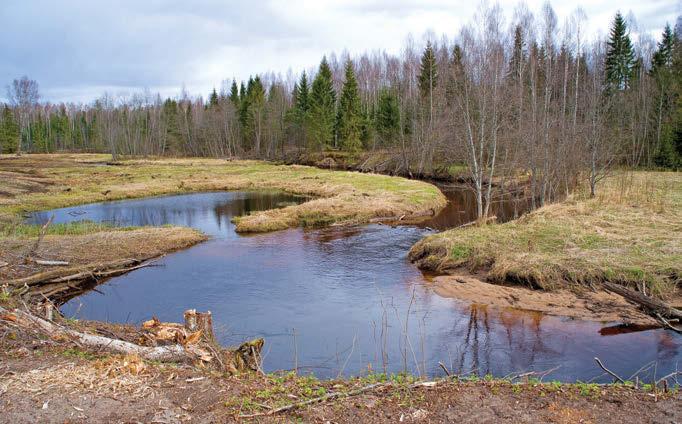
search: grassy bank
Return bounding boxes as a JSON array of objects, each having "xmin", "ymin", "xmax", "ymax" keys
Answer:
[
  {"xmin": 0, "ymin": 153, "xmax": 446, "ymax": 234},
  {"xmin": 410, "ymin": 171, "xmax": 682, "ymax": 300}
]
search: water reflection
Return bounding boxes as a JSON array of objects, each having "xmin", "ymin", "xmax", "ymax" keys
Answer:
[{"xmin": 27, "ymin": 191, "xmax": 681, "ymax": 381}]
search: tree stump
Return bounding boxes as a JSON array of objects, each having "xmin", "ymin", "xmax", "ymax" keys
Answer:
[{"xmin": 184, "ymin": 309, "xmax": 215, "ymax": 344}]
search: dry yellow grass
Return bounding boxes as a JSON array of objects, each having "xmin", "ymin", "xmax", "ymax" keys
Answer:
[
  {"xmin": 0, "ymin": 154, "xmax": 446, "ymax": 234},
  {"xmin": 410, "ymin": 171, "xmax": 682, "ymax": 299},
  {"xmin": 0, "ymin": 226, "xmax": 206, "ymax": 280}
]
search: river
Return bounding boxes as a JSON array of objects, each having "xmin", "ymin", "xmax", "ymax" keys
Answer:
[{"xmin": 27, "ymin": 190, "xmax": 681, "ymax": 381}]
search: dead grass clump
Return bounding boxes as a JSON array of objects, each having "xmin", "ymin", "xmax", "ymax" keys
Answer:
[{"xmin": 410, "ymin": 171, "xmax": 682, "ymax": 299}]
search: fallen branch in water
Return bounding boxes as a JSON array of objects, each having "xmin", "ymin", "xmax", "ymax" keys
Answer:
[
  {"xmin": 594, "ymin": 357, "xmax": 625, "ymax": 384},
  {"xmin": 602, "ymin": 282, "xmax": 682, "ymax": 322}
]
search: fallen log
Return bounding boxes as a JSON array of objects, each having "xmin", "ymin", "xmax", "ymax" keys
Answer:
[
  {"xmin": 35, "ymin": 260, "xmax": 70, "ymax": 266},
  {"xmin": 0, "ymin": 305, "xmax": 187, "ymax": 362},
  {"xmin": 603, "ymin": 282, "xmax": 682, "ymax": 321},
  {"xmin": 7, "ymin": 256, "xmax": 160, "ymax": 288},
  {"xmin": 0, "ymin": 305, "xmax": 266, "ymax": 371}
]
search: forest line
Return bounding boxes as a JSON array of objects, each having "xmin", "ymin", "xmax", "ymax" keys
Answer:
[{"xmin": 1, "ymin": 3, "xmax": 681, "ymax": 219}]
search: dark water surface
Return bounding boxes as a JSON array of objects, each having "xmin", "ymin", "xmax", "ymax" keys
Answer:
[{"xmin": 29, "ymin": 191, "xmax": 681, "ymax": 381}]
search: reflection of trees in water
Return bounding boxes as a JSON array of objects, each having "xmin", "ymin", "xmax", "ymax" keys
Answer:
[{"xmin": 447, "ymin": 305, "xmax": 560, "ymax": 376}]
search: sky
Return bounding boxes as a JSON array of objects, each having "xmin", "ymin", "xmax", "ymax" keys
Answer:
[{"xmin": 0, "ymin": 0, "xmax": 678, "ymax": 104}]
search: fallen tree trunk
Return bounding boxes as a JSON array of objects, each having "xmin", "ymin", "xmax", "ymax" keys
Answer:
[
  {"xmin": 603, "ymin": 282, "xmax": 682, "ymax": 321},
  {"xmin": 0, "ymin": 305, "xmax": 187, "ymax": 362},
  {"xmin": 7, "ymin": 257, "xmax": 159, "ymax": 288}
]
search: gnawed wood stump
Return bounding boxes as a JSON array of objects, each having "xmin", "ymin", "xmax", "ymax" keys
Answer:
[{"xmin": 0, "ymin": 305, "xmax": 265, "ymax": 373}]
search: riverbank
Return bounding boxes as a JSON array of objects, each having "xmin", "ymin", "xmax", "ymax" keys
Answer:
[
  {"xmin": 0, "ymin": 153, "xmax": 445, "ymax": 281},
  {"xmin": 410, "ymin": 171, "xmax": 682, "ymax": 324},
  {"xmin": 1, "ymin": 320, "xmax": 679, "ymax": 423}
]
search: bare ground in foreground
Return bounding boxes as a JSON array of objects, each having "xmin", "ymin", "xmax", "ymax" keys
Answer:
[{"xmin": 1, "ymin": 339, "xmax": 679, "ymax": 424}]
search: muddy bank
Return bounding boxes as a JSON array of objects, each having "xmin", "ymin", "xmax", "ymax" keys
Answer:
[{"xmin": 428, "ymin": 272, "xmax": 658, "ymax": 325}]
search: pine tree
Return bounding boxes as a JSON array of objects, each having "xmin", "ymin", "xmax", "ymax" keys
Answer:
[
  {"xmin": 336, "ymin": 61, "xmax": 363, "ymax": 151},
  {"xmin": 309, "ymin": 57, "xmax": 337, "ymax": 149},
  {"xmin": 605, "ymin": 12, "xmax": 635, "ymax": 91},
  {"xmin": 376, "ymin": 88, "xmax": 400, "ymax": 146},
  {"xmin": 0, "ymin": 105, "xmax": 20, "ymax": 153}
]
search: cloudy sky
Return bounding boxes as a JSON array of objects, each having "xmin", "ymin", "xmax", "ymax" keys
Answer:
[{"xmin": 0, "ymin": 0, "xmax": 678, "ymax": 104}]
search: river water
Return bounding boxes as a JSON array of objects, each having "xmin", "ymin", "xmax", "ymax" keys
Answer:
[{"xmin": 27, "ymin": 191, "xmax": 681, "ymax": 381}]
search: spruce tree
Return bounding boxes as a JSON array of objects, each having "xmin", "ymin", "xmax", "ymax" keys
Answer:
[
  {"xmin": 652, "ymin": 24, "xmax": 675, "ymax": 73},
  {"xmin": 418, "ymin": 41, "xmax": 438, "ymax": 99},
  {"xmin": 295, "ymin": 71, "xmax": 310, "ymax": 116},
  {"xmin": 309, "ymin": 57, "xmax": 337, "ymax": 149},
  {"xmin": 209, "ymin": 88, "xmax": 219, "ymax": 107},
  {"xmin": 509, "ymin": 25, "xmax": 525, "ymax": 81},
  {"xmin": 376, "ymin": 88, "xmax": 400, "ymax": 146},
  {"xmin": 336, "ymin": 60, "xmax": 363, "ymax": 151},
  {"xmin": 0, "ymin": 105, "xmax": 20, "ymax": 153},
  {"xmin": 229, "ymin": 79, "xmax": 240, "ymax": 108},
  {"xmin": 605, "ymin": 12, "xmax": 635, "ymax": 91}
]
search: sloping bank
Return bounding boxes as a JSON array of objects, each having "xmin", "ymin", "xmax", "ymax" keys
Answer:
[
  {"xmin": 409, "ymin": 171, "xmax": 682, "ymax": 325},
  {"xmin": 0, "ymin": 153, "xmax": 446, "ymax": 281}
]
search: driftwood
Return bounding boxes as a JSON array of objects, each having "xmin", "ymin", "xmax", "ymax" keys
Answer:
[
  {"xmin": 602, "ymin": 282, "xmax": 682, "ymax": 321},
  {"xmin": 369, "ymin": 209, "xmax": 435, "ymax": 224}
]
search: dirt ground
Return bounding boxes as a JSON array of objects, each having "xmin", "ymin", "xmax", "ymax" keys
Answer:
[
  {"xmin": 429, "ymin": 272, "xmax": 660, "ymax": 325},
  {"xmin": 1, "ymin": 340, "xmax": 680, "ymax": 424}
]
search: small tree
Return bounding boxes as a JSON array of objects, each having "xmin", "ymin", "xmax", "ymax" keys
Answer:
[{"xmin": 376, "ymin": 89, "xmax": 400, "ymax": 146}]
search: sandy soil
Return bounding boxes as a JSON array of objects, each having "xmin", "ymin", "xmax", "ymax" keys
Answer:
[{"xmin": 428, "ymin": 273, "xmax": 659, "ymax": 325}]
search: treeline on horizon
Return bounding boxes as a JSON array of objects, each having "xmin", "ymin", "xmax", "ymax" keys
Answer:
[{"xmin": 1, "ymin": 3, "xmax": 681, "ymax": 217}]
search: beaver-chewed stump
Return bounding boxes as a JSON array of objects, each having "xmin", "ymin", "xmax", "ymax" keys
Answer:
[{"xmin": 0, "ymin": 305, "xmax": 265, "ymax": 374}]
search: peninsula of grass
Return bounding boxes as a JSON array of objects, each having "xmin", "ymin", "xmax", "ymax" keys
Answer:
[
  {"xmin": 0, "ymin": 153, "xmax": 446, "ymax": 235},
  {"xmin": 409, "ymin": 171, "xmax": 682, "ymax": 300}
]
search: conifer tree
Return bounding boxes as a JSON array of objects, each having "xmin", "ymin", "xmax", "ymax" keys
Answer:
[
  {"xmin": 209, "ymin": 88, "xmax": 219, "ymax": 107},
  {"xmin": 295, "ymin": 71, "xmax": 310, "ymax": 116},
  {"xmin": 418, "ymin": 41, "xmax": 438, "ymax": 126},
  {"xmin": 418, "ymin": 42, "xmax": 438, "ymax": 99},
  {"xmin": 309, "ymin": 57, "xmax": 337, "ymax": 149},
  {"xmin": 509, "ymin": 25, "xmax": 525, "ymax": 81},
  {"xmin": 376, "ymin": 88, "xmax": 400, "ymax": 146},
  {"xmin": 605, "ymin": 12, "xmax": 635, "ymax": 91},
  {"xmin": 652, "ymin": 24, "xmax": 675, "ymax": 73},
  {"xmin": 229, "ymin": 79, "xmax": 240, "ymax": 108},
  {"xmin": 0, "ymin": 105, "xmax": 20, "ymax": 153},
  {"xmin": 336, "ymin": 60, "xmax": 363, "ymax": 151}
]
